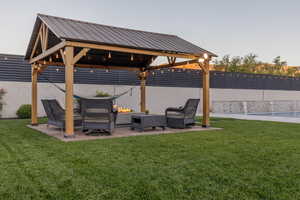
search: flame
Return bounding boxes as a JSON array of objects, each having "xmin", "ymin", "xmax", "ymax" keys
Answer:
[{"xmin": 113, "ymin": 105, "xmax": 132, "ymax": 113}]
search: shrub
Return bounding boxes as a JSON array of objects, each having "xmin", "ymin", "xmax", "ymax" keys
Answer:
[
  {"xmin": 95, "ymin": 90, "xmax": 111, "ymax": 97},
  {"xmin": 16, "ymin": 104, "xmax": 32, "ymax": 119},
  {"xmin": 0, "ymin": 88, "xmax": 6, "ymax": 115}
]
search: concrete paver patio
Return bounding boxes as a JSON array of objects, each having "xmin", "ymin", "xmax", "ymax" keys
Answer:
[{"xmin": 28, "ymin": 124, "xmax": 221, "ymax": 142}]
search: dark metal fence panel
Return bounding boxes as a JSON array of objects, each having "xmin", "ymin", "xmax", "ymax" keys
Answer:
[{"xmin": 1, "ymin": 54, "xmax": 300, "ymax": 91}]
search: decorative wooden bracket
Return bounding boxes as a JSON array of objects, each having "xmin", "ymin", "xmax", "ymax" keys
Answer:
[
  {"xmin": 60, "ymin": 47, "xmax": 90, "ymax": 65},
  {"xmin": 60, "ymin": 49, "xmax": 66, "ymax": 64},
  {"xmin": 167, "ymin": 57, "xmax": 176, "ymax": 65},
  {"xmin": 73, "ymin": 48, "xmax": 90, "ymax": 64}
]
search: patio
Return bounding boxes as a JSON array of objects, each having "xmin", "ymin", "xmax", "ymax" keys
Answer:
[{"xmin": 28, "ymin": 124, "xmax": 221, "ymax": 142}]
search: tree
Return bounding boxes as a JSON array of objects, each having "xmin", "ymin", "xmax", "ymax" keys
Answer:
[{"xmin": 215, "ymin": 54, "xmax": 293, "ymax": 76}]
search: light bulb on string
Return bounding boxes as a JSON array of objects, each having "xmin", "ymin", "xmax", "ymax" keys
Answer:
[
  {"xmin": 56, "ymin": 53, "xmax": 59, "ymax": 59},
  {"xmin": 131, "ymin": 54, "xmax": 134, "ymax": 61},
  {"xmin": 108, "ymin": 52, "xmax": 111, "ymax": 59},
  {"xmin": 49, "ymin": 57, "xmax": 52, "ymax": 62},
  {"xmin": 56, "ymin": 68, "xmax": 59, "ymax": 72},
  {"xmin": 198, "ymin": 58, "xmax": 205, "ymax": 63},
  {"xmin": 204, "ymin": 53, "xmax": 209, "ymax": 60}
]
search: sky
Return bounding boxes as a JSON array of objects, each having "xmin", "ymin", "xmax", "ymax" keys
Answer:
[{"xmin": 0, "ymin": 0, "xmax": 299, "ymax": 65}]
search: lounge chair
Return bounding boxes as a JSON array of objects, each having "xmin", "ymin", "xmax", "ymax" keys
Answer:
[
  {"xmin": 165, "ymin": 99, "xmax": 200, "ymax": 128},
  {"xmin": 80, "ymin": 98, "xmax": 117, "ymax": 134},
  {"xmin": 41, "ymin": 99, "xmax": 82, "ymax": 131}
]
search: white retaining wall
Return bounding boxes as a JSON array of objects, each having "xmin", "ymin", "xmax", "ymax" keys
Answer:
[{"xmin": 1, "ymin": 81, "xmax": 300, "ymax": 118}]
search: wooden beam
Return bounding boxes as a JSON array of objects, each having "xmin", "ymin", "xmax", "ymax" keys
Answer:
[
  {"xmin": 74, "ymin": 65, "xmax": 139, "ymax": 71},
  {"xmin": 73, "ymin": 48, "xmax": 90, "ymax": 64},
  {"xmin": 39, "ymin": 25, "xmax": 45, "ymax": 52},
  {"xmin": 148, "ymin": 59, "xmax": 199, "ymax": 70},
  {"xmin": 31, "ymin": 64, "xmax": 38, "ymax": 125},
  {"xmin": 201, "ymin": 60, "xmax": 210, "ymax": 127},
  {"xmin": 66, "ymin": 41, "xmax": 199, "ymax": 59},
  {"xmin": 30, "ymin": 33, "xmax": 41, "ymax": 59},
  {"xmin": 36, "ymin": 61, "xmax": 140, "ymax": 71},
  {"xmin": 44, "ymin": 26, "xmax": 49, "ymax": 50},
  {"xmin": 139, "ymin": 72, "xmax": 147, "ymax": 112},
  {"xmin": 29, "ymin": 41, "xmax": 66, "ymax": 64},
  {"xmin": 64, "ymin": 46, "xmax": 75, "ymax": 137}
]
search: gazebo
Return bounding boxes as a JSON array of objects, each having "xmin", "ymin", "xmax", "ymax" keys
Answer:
[{"xmin": 25, "ymin": 14, "xmax": 217, "ymax": 137}]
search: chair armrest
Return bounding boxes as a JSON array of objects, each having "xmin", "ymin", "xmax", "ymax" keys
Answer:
[{"xmin": 165, "ymin": 107, "xmax": 184, "ymax": 117}]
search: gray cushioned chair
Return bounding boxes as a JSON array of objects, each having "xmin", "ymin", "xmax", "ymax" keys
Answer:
[
  {"xmin": 80, "ymin": 98, "xmax": 117, "ymax": 134},
  {"xmin": 165, "ymin": 99, "xmax": 200, "ymax": 128},
  {"xmin": 41, "ymin": 99, "xmax": 82, "ymax": 131}
]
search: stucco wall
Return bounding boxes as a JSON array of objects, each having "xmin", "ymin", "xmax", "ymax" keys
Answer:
[{"xmin": 1, "ymin": 81, "xmax": 300, "ymax": 118}]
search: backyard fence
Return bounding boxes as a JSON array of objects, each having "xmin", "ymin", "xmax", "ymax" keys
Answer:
[{"xmin": 1, "ymin": 54, "xmax": 300, "ymax": 90}]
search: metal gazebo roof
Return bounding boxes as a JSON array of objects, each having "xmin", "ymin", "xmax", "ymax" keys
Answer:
[{"xmin": 25, "ymin": 14, "xmax": 216, "ymax": 60}]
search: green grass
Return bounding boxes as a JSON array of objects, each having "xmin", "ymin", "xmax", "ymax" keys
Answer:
[{"xmin": 0, "ymin": 118, "xmax": 300, "ymax": 200}]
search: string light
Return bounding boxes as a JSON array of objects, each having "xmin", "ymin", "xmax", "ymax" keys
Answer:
[
  {"xmin": 106, "ymin": 69, "xmax": 109, "ymax": 73},
  {"xmin": 56, "ymin": 68, "xmax": 59, "ymax": 72},
  {"xmin": 131, "ymin": 54, "xmax": 134, "ymax": 61},
  {"xmin": 90, "ymin": 69, "xmax": 94, "ymax": 73},
  {"xmin": 152, "ymin": 72, "xmax": 155, "ymax": 76},
  {"xmin": 49, "ymin": 57, "xmax": 52, "ymax": 62},
  {"xmin": 198, "ymin": 58, "xmax": 205, "ymax": 63},
  {"xmin": 4, "ymin": 57, "xmax": 8, "ymax": 60},
  {"xmin": 43, "ymin": 60, "xmax": 46, "ymax": 65},
  {"xmin": 108, "ymin": 52, "xmax": 112, "ymax": 59},
  {"xmin": 204, "ymin": 53, "xmax": 209, "ymax": 59},
  {"xmin": 56, "ymin": 53, "xmax": 59, "ymax": 59},
  {"xmin": 74, "ymin": 69, "xmax": 77, "ymax": 73}
]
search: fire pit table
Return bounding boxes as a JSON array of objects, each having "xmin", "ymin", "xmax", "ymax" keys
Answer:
[{"xmin": 131, "ymin": 114, "xmax": 166, "ymax": 132}]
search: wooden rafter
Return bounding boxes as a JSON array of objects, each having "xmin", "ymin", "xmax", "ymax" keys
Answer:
[{"xmin": 148, "ymin": 59, "xmax": 199, "ymax": 71}]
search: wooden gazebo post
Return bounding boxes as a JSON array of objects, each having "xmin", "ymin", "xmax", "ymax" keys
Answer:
[
  {"xmin": 139, "ymin": 71, "xmax": 147, "ymax": 112},
  {"xmin": 64, "ymin": 46, "xmax": 75, "ymax": 137},
  {"xmin": 31, "ymin": 64, "xmax": 38, "ymax": 125},
  {"xmin": 202, "ymin": 58, "xmax": 210, "ymax": 127}
]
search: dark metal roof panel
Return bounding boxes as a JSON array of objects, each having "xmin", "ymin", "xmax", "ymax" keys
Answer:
[{"xmin": 36, "ymin": 14, "xmax": 217, "ymax": 56}]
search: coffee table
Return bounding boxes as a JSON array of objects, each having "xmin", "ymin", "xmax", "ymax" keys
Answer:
[{"xmin": 131, "ymin": 114, "xmax": 166, "ymax": 132}]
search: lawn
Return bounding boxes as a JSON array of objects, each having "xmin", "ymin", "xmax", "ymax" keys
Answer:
[{"xmin": 0, "ymin": 118, "xmax": 300, "ymax": 200}]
